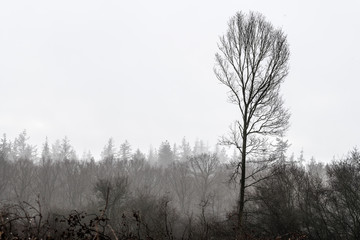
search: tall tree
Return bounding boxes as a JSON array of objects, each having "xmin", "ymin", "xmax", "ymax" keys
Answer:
[
  {"xmin": 59, "ymin": 136, "xmax": 76, "ymax": 161},
  {"xmin": 158, "ymin": 141, "xmax": 173, "ymax": 167},
  {"xmin": 214, "ymin": 11, "xmax": 290, "ymax": 232},
  {"xmin": 37, "ymin": 138, "xmax": 58, "ymax": 211},
  {"xmin": 11, "ymin": 130, "xmax": 37, "ymax": 202},
  {"xmin": 119, "ymin": 140, "xmax": 132, "ymax": 162},
  {"xmin": 13, "ymin": 130, "xmax": 36, "ymax": 160},
  {"xmin": 0, "ymin": 134, "xmax": 11, "ymax": 199},
  {"xmin": 101, "ymin": 138, "xmax": 116, "ymax": 160},
  {"xmin": 179, "ymin": 137, "xmax": 192, "ymax": 162}
]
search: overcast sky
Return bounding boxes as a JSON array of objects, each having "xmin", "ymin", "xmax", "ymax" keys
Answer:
[{"xmin": 1, "ymin": 0, "xmax": 359, "ymax": 162}]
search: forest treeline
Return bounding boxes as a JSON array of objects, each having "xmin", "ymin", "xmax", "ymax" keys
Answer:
[{"xmin": 0, "ymin": 130, "xmax": 360, "ymax": 239}]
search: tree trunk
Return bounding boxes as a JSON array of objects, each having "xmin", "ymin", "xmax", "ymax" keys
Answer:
[{"xmin": 238, "ymin": 131, "xmax": 247, "ymax": 237}]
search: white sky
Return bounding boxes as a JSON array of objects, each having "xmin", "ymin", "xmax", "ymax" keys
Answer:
[{"xmin": 1, "ymin": 0, "xmax": 359, "ymax": 162}]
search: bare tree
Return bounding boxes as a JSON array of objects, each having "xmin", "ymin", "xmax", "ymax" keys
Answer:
[
  {"xmin": 214, "ymin": 11, "xmax": 290, "ymax": 232},
  {"xmin": 168, "ymin": 161, "xmax": 194, "ymax": 214},
  {"xmin": 189, "ymin": 154, "xmax": 219, "ymax": 204}
]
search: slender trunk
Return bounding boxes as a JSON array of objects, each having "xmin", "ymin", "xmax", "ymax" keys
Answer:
[
  {"xmin": 237, "ymin": 108, "xmax": 248, "ymax": 238},
  {"xmin": 238, "ymin": 134, "xmax": 247, "ymax": 235}
]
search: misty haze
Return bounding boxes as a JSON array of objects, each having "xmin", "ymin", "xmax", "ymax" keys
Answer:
[{"xmin": 1, "ymin": 1, "xmax": 360, "ymax": 239}]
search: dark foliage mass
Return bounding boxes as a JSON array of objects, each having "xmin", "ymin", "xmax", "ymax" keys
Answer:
[{"xmin": 0, "ymin": 131, "xmax": 359, "ymax": 239}]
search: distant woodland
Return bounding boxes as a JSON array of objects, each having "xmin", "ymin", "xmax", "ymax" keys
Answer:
[{"xmin": 0, "ymin": 130, "xmax": 359, "ymax": 239}]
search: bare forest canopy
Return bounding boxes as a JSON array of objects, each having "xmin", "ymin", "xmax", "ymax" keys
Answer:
[{"xmin": 0, "ymin": 130, "xmax": 360, "ymax": 239}]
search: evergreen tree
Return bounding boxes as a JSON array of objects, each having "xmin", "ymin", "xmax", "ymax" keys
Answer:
[
  {"xmin": 179, "ymin": 137, "xmax": 192, "ymax": 161},
  {"xmin": 101, "ymin": 138, "xmax": 116, "ymax": 160},
  {"xmin": 41, "ymin": 137, "xmax": 51, "ymax": 162},
  {"xmin": 132, "ymin": 149, "xmax": 146, "ymax": 162},
  {"xmin": 59, "ymin": 136, "xmax": 76, "ymax": 161},
  {"xmin": 158, "ymin": 140, "xmax": 173, "ymax": 167},
  {"xmin": 13, "ymin": 130, "xmax": 36, "ymax": 160},
  {"xmin": 119, "ymin": 140, "xmax": 132, "ymax": 161},
  {"xmin": 0, "ymin": 134, "xmax": 10, "ymax": 161}
]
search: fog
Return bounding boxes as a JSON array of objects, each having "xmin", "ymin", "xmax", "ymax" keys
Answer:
[{"xmin": 1, "ymin": 1, "xmax": 360, "ymax": 239}]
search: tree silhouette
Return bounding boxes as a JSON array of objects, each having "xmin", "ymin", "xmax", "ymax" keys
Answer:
[{"xmin": 214, "ymin": 11, "xmax": 290, "ymax": 233}]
